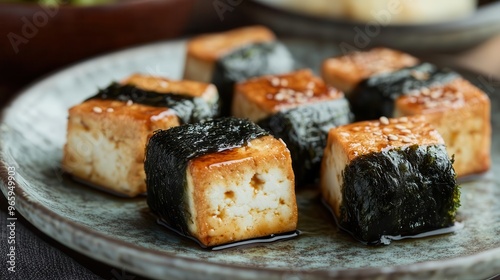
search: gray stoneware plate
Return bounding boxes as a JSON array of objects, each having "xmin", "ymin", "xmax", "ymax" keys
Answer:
[{"xmin": 1, "ymin": 39, "xmax": 499, "ymax": 280}]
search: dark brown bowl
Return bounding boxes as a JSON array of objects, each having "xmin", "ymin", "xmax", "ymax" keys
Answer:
[{"xmin": 0, "ymin": 0, "xmax": 195, "ymax": 84}]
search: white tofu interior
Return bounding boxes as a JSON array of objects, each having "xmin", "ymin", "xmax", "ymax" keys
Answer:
[
  {"xmin": 321, "ymin": 136, "xmax": 348, "ymax": 218},
  {"xmin": 184, "ymin": 136, "xmax": 297, "ymax": 246}
]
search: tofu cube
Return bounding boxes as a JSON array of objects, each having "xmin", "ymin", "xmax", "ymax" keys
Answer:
[
  {"xmin": 184, "ymin": 25, "xmax": 294, "ymax": 116},
  {"xmin": 184, "ymin": 25, "xmax": 277, "ymax": 83},
  {"xmin": 145, "ymin": 118, "xmax": 298, "ymax": 247},
  {"xmin": 394, "ymin": 78, "xmax": 492, "ymax": 177},
  {"xmin": 62, "ymin": 74, "xmax": 218, "ymax": 197},
  {"xmin": 321, "ymin": 48, "xmax": 419, "ymax": 94},
  {"xmin": 233, "ymin": 69, "xmax": 345, "ymax": 122},
  {"xmin": 233, "ymin": 69, "xmax": 353, "ymax": 185},
  {"xmin": 321, "ymin": 116, "xmax": 460, "ymax": 244}
]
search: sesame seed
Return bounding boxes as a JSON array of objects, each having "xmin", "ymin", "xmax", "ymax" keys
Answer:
[
  {"xmin": 408, "ymin": 97, "xmax": 418, "ymax": 103},
  {"xmin": 379, "ymin": 116, "xmax": 389, "ymax": 125},
  {"xmin": 401, "ymin": 129, "xmax": 412, "ymax": 134},
  {"xmin": 431, "ymin": 90, "xmax": 443, "ymax": 99},
  {"xmin": 411, "ymin": 70, "xmax": 430, "ymax": 81},
  {"xmin": 388, "ymin": 134, "xmax": 399, "ymax": 141},
  {"xmin": 159, "ymin": 81, "xmax": 169, "ymax": 88},
  {"xmin": 126, "ymin": 100, "xmax": 133, "ymax": 106},
  {"xmin": 352, "ymin": 127, "xmax": 361, "ymax": 132},
  {"xmin": 425, "ymin": 101, "xmax": 439, "ymax": 108},
  {"xmin": 328, "ymin": 88, "xmax": 339, "ymax": 97},
  {"xmin": 373, "ymin": 131, "xmax": 382, "ymax": 136},
  {"xmin": 305, "ymin": 90, "xmax": 314, "ymax": 97},
  {"xmin": 93, "ymin": 107, "xmax": 102, "ymax": 113},
  {"xmin": 402, "ymin": 137, "xmax": 412, "ymax": 143},
  {"xmin": 106, "ymin": 108, "xmax": 114, "ymax": 113},
  {"xmin": 307, "ymin": 82, "xmax": 315, "ymax": 89},
  {"xmin": 399, "ymin": 117, "xmax": 408, "ymax": 123},
  {"xmin": 340, "ymin": 132, "xmax": 350, "ymax": 137},
  {"xmin": 408, "ymin": 90, "xmax": 420, "ymax": 96},
  {"xmin": 271, "ymin": 77, "xmax": 280, "ymax": 87},
  {"xmin": 395, "ymin": 124, "xmax": 406, "ymax": 130},
  {"xmin": 280, "ymin": 79, "xmax": 289, "ymax": 87},
  {"xmin": 275, "ymin": 93, "xmax": 285, "ymax": 101}
]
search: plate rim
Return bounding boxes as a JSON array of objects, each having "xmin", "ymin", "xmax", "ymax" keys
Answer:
[{"xmin": 1, "ymin": 38, "xmax": 500, "ymax": 279}]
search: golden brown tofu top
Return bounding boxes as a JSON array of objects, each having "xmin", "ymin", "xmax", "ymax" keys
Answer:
[
  {"xmin": 330, "ymin": 116, "xmax": 444, "ymax": 161},
  {"xmin": 322, "ymin": 48, "xmax": 419, "ymax": 85},
  {"xmin": 395, "ymin": 78, "xmax": 490, "ymax": 115},
  {"xmin": 70, "ymin": 99, "xmax": 178, "ymax": 128},
  {"xmin": 186, "ymin": 25, "xmax": 276, "ymax": 62},
  {"xmin": 187, "ymin": 135, "xmax": 292, "ymax": 182},
  {"xmin": 122, "ymin": 74, "xmax": 215, "ymax": 99},
  {"xmin": 235, "ymin": 69, "xmax": 344, "ymax": 114},
  {"xmin": 188, "ymin": 136, "xmax": 281, "ymax": 166}
]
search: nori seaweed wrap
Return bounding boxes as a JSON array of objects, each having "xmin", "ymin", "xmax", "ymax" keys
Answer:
[
  {"xmin": 258, "ymin": 99, "xmax": 353, "ymax": 186},
  {"xmin": 321, "ymin": 116, "xmax": 460, "ymax": 245},
  {"xmin": 88, "ymin": 82, "xmax": 218, "ymax": 124},
  {"xmin": 341, "ymin": 144, "xmax": 460, "ymax": 244},
  {"xmin": 212, "ymin": 42, "xmax": 294, "ymax": 116},
  {"xmin": 349, "ymin": 63, "xmax": 459, "ymax": 121}
]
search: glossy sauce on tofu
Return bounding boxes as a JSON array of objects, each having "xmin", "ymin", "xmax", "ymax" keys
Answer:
[
  {"xmin": 186, "ymin": 25, "xmax": 276, "ymax": 62},
  {"xmin": 235, "ymin": 69, "xmax": 344, "ymax": 115},
  {"xmin": 322, "ymin": 48, "xmax": 419, "ymax": 92},
  {"xmin": 331, "ymin": 116, "xmax": 444, "ymax": 161},
  {"xmin": 395, "ymin": 78, "xmax": 490, "ymax": 114},
  {"xmin": 70, "ymin": 99, "xmax": 179, "ymax": 131}
]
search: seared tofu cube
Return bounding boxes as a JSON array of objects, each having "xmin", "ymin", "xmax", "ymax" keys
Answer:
[
  {"xmin": 184, "ymin": 25, "xmax": 294, "ymax": 116},
  {"xmin": 62, "ymin": 74, "xmax": 218, "ymax": 197},
  {"xmin": 145, "ymin": 118, "xmax": 298, "ymax": 247},
  {"xmin": 234, "ymin": 69, "xmax": 352, "ymax": 185},
  {"xmin": 347, "ymin": 61, "xmax": 491, "ymax": 177},
  {"xmin": 233, "ymin": 69, "xmax": 344, "ymax": 121},
  {"xmin": 348, "ymin": 63, "xmax": 459, "ymax": 121},
  {"xmin": 184, "ymin": 25, "xmax": 277, "ymax": 83},
  {"xmin": 321, "ymin": 48, "xmax": 419, "ymax": 94},
  {"xmin": 395, "ymin": 78, "xmax": 491, "ymax": 177},
  {"xmin": 321, "ymin": 116, "xmax": 460, "ymax": 244}
]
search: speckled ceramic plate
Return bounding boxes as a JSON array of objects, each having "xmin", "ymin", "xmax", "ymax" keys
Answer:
[{"xmin": 1, "ymin": 39, "xmax": 499, "ymax": 280}]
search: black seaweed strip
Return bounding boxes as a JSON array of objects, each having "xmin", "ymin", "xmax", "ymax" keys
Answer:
[
  {"xmin": 87, "ymin": 83, "xmax": 217, "ymax": 123},
  {"xmin": 211, "ymin": 41, "xmax": 294, "ymax": 116},
  {"xmin": 349, "ymin": 63, "xmax": 460, "ymax": 121},
  {"xmin": 339, "ymin": 144, "xmax": 460, "ymax": 244},
  {"xmin": 258, "ymin": 99, "xmax": 353, "ymax": 185}
]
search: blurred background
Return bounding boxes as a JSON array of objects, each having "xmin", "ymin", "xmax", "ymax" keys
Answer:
[{"xmin": 2, "ymin": 0, "xmax": 500, "ymax": 108}]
